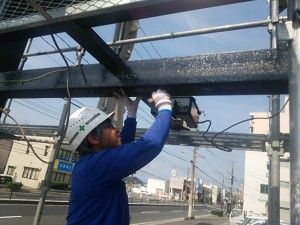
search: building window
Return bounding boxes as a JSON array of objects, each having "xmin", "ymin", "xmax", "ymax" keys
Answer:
[
  {"xmin": 57, "ymin": 149, "xmax": 71, "ymax": 161},
  {"xmin": 22, "ymin": 167, "xmax": 40, "ymax": 180},
  {"xmin": 260, "ymin": 184, "xmax": 268, "ymax": 194},
  {"xmin": 71, "ymin": 151, "xmax": 79, "ymax": 162},
  {"xmin": 44, "ymin": 145, "xmax": 50, "ymax": 156},
  {"xmin": 52, "ymin": 172, "xmax": 66, "ymax": 183},
  {"xmin": 7, "ymin": 166, "xmax": 15, "ymax": 175}
]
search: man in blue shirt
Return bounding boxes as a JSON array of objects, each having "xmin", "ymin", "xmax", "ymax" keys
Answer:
[{"xmin": 65, "ymin": 89, "xmax": 172, "ymax": 225}]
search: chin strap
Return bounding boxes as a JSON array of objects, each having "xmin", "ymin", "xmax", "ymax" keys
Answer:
[{"xmin": 95, "ymin": 126, "xmax": 103, "ymax": 149}]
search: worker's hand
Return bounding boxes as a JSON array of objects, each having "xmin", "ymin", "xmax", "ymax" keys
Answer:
[
  {"xmin": 149, "ymin": 89, "xmax": 172, "ymax": 112},
  {"xmin": 114, "ymin": 89, "xmax": 140, "ymax": 118}
]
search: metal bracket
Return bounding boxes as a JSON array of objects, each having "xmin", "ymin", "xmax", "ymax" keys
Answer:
[
  {"xmin": 276, "ymin": 21, "xmax": 294, "ymax": 50},
  {"xmin": 266, "ymin": 144, "xmax": 285, "ymax": 156}
]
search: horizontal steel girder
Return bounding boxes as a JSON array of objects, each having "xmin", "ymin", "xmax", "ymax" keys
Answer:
[
  {"xmin": 0, "ymin": 49, "xmax": 288, "ymax": 99},
  {"xmin": 0, "ymin": 124, "xmax": 267, "ymax": 151},
  {"xmin": 0, "ymin": 0, "xmax": 252, "ymax": 40}
]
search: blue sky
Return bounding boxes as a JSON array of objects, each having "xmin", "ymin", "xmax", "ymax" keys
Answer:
[{"xmin": 3, "ymin": 1, "xmax": 288, "ymax": 191}]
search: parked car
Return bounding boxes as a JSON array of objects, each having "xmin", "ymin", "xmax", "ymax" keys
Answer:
[
  {"xmin": 241, "ymin": 218, "xmax": 289, "ymax": 225},
  {"xmin": 228, "ymin": 209, "xmax": 244, "ymax": 225},
  {"xmin": 245, "ymin": 211, "xmax": 264, "ymax": 218},
  {"xmin": 239, "ymin": 216, "xmax": 267, "ymax": 225}
]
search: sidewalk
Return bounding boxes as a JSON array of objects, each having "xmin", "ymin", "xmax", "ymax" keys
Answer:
[{"xmin": 168, "ymin": 215, "xmax": 228, "ymax": 225}]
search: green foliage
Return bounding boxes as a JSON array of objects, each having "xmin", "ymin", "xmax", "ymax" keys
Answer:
[
  {"xmin": 123, "ymin": 176, "xmax": 145, "ymax": 186},
  {"xmin": 50, "ymin": 181, "xmax": 69, "ymax": 190},
  {"xmin": 0, "ymin": 175, "xmax": 12, "ymax": 184},
  {"xmin": 211, "ymin": 209, "xmax": 224, "ymax": 217},
  {"xmin": 6, "ymin": 182, "xmax": 23, "ymax": 191}
]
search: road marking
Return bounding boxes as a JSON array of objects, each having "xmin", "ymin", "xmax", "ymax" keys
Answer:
[
  {"xmin": 172, "ymin": 210, "xmax": 183, "ymax": 212},
  {"xmin": 0, "ymin": 216, "xmax": 22, "ymax": 219},
  {"xmin": 141, "ymin": 211, "xmax": 160, "ymax": 214},
  {"xmin": 131, "ymin": 218, "xmax": 184, "ymax": 225}
]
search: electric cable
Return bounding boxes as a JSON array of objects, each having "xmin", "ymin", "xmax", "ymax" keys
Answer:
[
  {"xmin": 198, "ymin": 98, "xmax": 290, "ymax": 152},
  {"xmin": 0, "ymin": 107, "xmax": 50, "ymax": 164},
  {"xmin": 22, "ymin": 99, "xmax": 62, "ymax": 118},
  {"xmin": 139, "ymin": 27, "xmax": 162, "ymax": 58},
  {"xmin": 198, "ymin": 119, "xmax": 232, "ymax": 152},
  {"xmin": 211, "ymin": 98, "xmax": 290, "ymax": 143},
  {"xmin": 1, "ymin": 34, "xmax": 75, "ymax": 164},
  {"xmin": 13, "ymin": 99, "xmax": 60, "ymax": 121},
  {"xmin": 0, "ymin": 68, "xmax": 68, "ymax": 84},
  {"xmin": 49, "ymin": 33, "xmax": 72, "ymax": 152},
  {"xmin": 195, "ymin": 165, "xmax": 230, "ymax": 189}
]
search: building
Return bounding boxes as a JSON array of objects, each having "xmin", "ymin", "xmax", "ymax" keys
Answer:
[
  {"xmin": 147, "ymin": 178, "xmax": 169, "ymax": 198},
  {"xmin": 243, "ymin": 97, "xmax": 290, "ymax": 223},
  {"xmin": 0, "ymin": 125, "xmax": 77, "ymax": 189},
  {"xmin": 202, "ymin": 183, "xmax": 219, "ymax": 204}
]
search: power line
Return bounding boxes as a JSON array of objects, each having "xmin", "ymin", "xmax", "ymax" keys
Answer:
[{"xmin": 13, "ymin": 100, "xmax": 60, "ymax": 121}]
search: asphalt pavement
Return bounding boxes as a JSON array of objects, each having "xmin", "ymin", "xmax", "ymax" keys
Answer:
[{"xmin": 169, "ymin": 214, "xmax": 228, "ymax": 225}]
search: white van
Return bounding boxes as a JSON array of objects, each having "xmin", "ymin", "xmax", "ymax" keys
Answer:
[{"xmin": 228, "ymin": 209, "xmax": 244, "ymax": 225}]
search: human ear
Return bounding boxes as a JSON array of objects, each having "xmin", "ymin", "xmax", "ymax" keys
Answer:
[{"xmin": 86, "ymin": 133, "xmax": 100, "ymax": 145}]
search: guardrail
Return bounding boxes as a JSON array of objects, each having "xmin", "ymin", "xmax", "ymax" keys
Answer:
[{"xmin": 128, "ymin": 196, "xmax": 190, "ymax": 206}]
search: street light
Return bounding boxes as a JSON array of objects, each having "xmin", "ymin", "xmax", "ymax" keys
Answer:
[{"xmin": 214, "ymin": 171, "xmax": 224, "ymax": 210}]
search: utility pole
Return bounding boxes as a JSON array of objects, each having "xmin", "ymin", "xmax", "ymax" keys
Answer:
[
  {"xmin": 187, "ymin": 147, "xmax": 197, "ymax": 220},
  {"xmin": 230, "ymin": 161, "xmax": 234, "ymax": 212},
  {"xmin": 183, "ymin": 168, "xmax": 189, "ymax": 201},
  {"xmin": 128, "ymin": 173, "xmax": 134, "ymax": 199}
]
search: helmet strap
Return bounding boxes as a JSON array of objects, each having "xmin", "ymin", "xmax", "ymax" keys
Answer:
[{"xmin": 95, "ymin": 126, "xmax": 103, "ymax": 149}]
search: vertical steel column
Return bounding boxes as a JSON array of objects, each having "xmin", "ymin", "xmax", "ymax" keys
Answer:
[
  {"xmin": 269, "ymin": 95, "xmax": 281, "ymax": 225},
  {"xmin": 288, "ymin": 19, "xmax": 300, "ymax": 225},
  {"xmin": 268, "ymin": 1, "xmax": 281, "ymax": 224}
]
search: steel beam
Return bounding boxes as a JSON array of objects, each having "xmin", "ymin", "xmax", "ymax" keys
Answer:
[
  {"xmin": 0, "ymin": 49, "xmax": 288, "ymax": 99},
  {"xmin": 0, "ymin": 0, "xmax": 252, "ymax": 40},
  {"xmin": 0, "ymin": 124, "xmax": 267, "ymax": 151},
  {"xmin": 64, "ymin": 21, "xmax": 132, "ymax": 77}
]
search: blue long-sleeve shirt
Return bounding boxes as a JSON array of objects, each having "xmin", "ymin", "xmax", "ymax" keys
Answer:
[{"xmin": 66, "ymin": 110, "xmax": 171, "ymax": 225}]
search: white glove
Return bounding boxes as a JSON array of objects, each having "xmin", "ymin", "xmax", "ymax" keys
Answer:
[
  {"xmin": 114, "ymin": 89, "xmax": 140, "ymax": 118},
  {"xmin": 151, "ymin": 89, "xmax": 172, "ymax": 112}
]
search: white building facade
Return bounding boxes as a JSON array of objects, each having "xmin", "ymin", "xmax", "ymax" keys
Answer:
[
  {"xmin": 244, "ymin": 97, "xmax": 290, "ymax": 223},
  {"xmin": 147, "ymin": 178, "xmax": 169, "ymax": 198},
  {"xmin": 2, "ymin": 134, "xmax": 76, "ymax": 189}
]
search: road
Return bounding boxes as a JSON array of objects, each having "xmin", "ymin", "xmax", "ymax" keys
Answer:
[{"xmin": 0, "ymin": 203, "xmax": 214, "ymax": 225}]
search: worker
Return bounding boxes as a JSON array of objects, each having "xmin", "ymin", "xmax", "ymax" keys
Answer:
[{"xmin": 65, "ymin": 89, "xmax": 172, "ymax": 225}]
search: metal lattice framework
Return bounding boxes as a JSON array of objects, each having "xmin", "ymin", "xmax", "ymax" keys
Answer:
[
  {"xmin": 0, "ymin": 124, "xmax": 268, "ymax": 152},
  {"xmin": 1, "ymin": 1, "xmax": 300, "ymax": 224},
  {"xmin": 0, "ymin": 0, "xmax": 291, "ymax": 150}
]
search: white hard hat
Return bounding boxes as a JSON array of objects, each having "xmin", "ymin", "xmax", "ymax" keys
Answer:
[{"xmin": 65, "ymin": 107, "xmax": 114, "ymax": 152}]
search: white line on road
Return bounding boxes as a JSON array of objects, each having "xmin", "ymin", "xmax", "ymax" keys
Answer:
[
  {"xmin": 131, "ymin": 217, "xmax": 184, "ymax": 225},
  {"xmin": 172, "ymin": 210, "xmax": 183, "ymax": 212},
  {"xmin": 141, "ymin": 211, "xmax": 160, "ymax": 214},
  {"xmin": 0, "ymin": 216, "xmax": 22, "ymax": 219}
]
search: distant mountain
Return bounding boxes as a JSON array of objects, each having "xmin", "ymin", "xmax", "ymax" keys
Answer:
[{"xmin": 123, "ymin": 176, "xmax": 145, "ymax": 186}]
